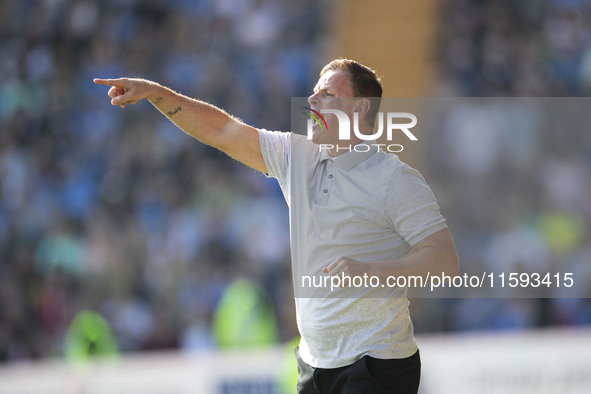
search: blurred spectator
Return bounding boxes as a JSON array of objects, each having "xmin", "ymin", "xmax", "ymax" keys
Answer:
[
  {"xmin": 0, "ymin": 0, "xmax": 327, "ymax": 361},
  {"xmin": 413, "ymin": 0, "xmax": 591, "ymax": 333},
  {"xmin": 2, "ymin": 0, "xmax": 591, "ymax": 362}
]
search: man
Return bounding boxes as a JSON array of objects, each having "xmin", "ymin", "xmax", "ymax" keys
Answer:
[{"xmin": 95, "ymin": 58, "xmax": 459, "ymax": 394}]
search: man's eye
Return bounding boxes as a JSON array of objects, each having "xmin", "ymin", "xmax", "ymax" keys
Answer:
[{"xmin": 325, "ymin": 92, "xmax": 333, "ymax": 97}]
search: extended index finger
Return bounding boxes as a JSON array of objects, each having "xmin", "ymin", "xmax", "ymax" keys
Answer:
[{"xmin": 93, "ymin": 78, "xmax": 123, "ymax": 87}]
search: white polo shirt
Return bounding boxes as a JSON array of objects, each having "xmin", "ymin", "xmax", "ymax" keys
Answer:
[{"xmin": 258, "ymin": 129, "xmax": 447, "ymax": 368}]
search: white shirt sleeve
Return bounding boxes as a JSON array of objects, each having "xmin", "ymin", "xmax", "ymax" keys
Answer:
[
  {"xmin": 258, "ymin": 129, "xmax": 291, "ymax": 203},
  {"xmin": 385, "ymin": 164, "xmax": 447, "ymax": 246}
]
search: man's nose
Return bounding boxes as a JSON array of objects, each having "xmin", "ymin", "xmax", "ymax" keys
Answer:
[{"xmin": 308, "ymin": 93, "xmax": 319, "ymax": 106}]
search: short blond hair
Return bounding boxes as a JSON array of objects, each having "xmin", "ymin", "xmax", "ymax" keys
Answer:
[{"xmin": 321, "ymin": 59, "xmax": 383, "ymax": 126}]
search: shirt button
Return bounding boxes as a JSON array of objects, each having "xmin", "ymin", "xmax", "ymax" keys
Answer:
[
  {"xmin": 328, "ymin": 174, "xmax": 334, "ymax": 179},
  {"xmin": 323, "ymin": 189, "xmax": 328, "ymax": 193}
]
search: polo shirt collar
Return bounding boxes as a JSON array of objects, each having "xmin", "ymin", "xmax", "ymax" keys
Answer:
[{"xmin": 320, "ymin": 142, "xmax": 378, "ymax": 171}]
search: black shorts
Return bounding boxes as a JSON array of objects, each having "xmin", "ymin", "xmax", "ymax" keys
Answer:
[{"xmin": 295, "ymin": 347, "xmax": 421, "ymax": 394}]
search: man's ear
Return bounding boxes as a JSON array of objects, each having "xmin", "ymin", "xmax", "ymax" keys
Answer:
[{"xmin": 354, "ymin": 98, "xmax": 371, "ymax": 119}]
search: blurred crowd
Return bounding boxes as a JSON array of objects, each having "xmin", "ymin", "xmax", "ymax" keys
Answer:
[
  {"xmin": 0, "ymin": 0, "xmax": 325, "ymax": 361},
  {"xmin": 412, "ymin": 0, "xmax": 591, "ymax": 332},
  {"xmin": 1, "ymin": 0, "xmax": 591, "ymax": 363}
]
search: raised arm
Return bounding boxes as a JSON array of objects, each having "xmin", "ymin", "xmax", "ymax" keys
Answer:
[{"xmin": 93, "ymin": 78, "xmax": 267, "ymax": 173}]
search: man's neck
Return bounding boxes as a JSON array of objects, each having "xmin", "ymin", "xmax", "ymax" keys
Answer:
[
  {"xmin": 328, "ymin": 124, "xmax": 373, "ymax": 157},
  {"xmin": 328, "ymin": 137, "xmax": 364, "ymax": 157}
]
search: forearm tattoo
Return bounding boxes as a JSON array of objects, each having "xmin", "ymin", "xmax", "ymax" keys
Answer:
[
  {"xmin": 149, "ymin": 96, "xmax": 182, "ymax": 118},
  {"xmin": 150, "ymin": 96, "xmax": 164, "ymax": 105},
  {"xmin": 166, "ymin": 107, "xmax": 182, "ymax": 117}
]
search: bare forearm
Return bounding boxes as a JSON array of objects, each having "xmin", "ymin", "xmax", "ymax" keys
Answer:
[
  {"xmin": 373, "ymin": 242, "xmax": 459, "ymax": 281},
  {"xmin": 145, "ymin": 83, "xmax": 237, "ymax": 148},
  {"xmin": 94, "ymin": 77, "xmax": 267, "ymax": 172},
  {"xmin": 324, "ymin": 229, "xmax": 459, "ymax": 281}
]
